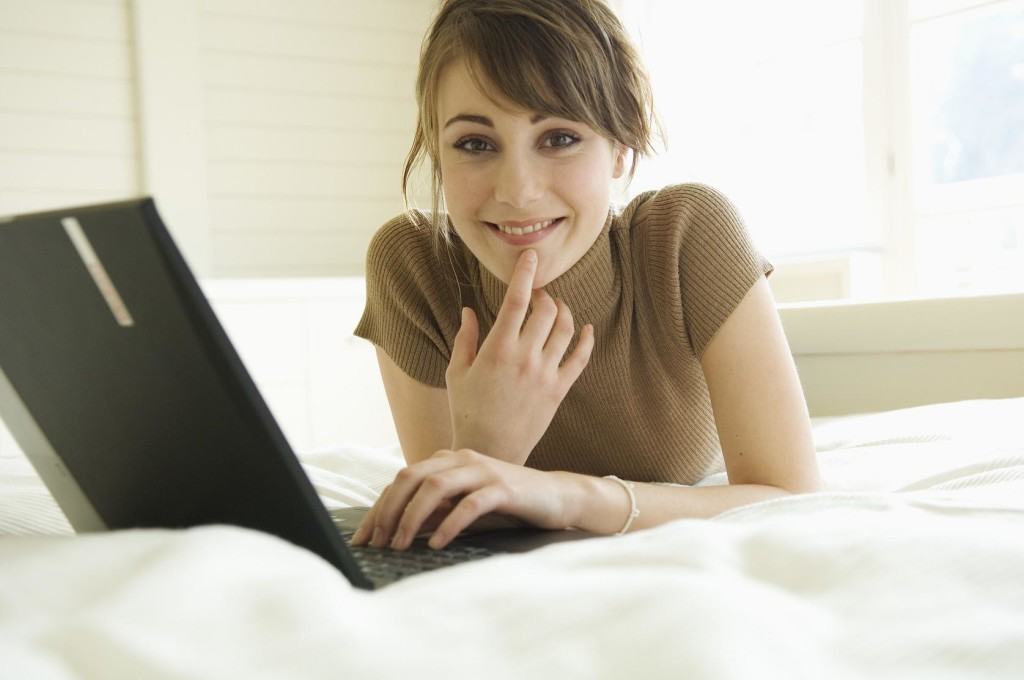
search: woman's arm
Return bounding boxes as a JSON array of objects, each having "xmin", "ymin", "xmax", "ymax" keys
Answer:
[
  {"xmin": 555, "ymin": 474, "xmax": 795, "ymax": 534},
  {"xmin": 559, "ymin": 275, "xmax": 823, "ymax": 533},
  {"xmin": 699, "ymin": 276, "xmax": 822, "ymax": 493},
  {"xmin": 374, "ymin": 346, "xmax": 452, "ymax": 466}
]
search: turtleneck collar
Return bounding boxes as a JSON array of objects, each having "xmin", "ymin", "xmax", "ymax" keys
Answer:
[{"xmin": 478, "ymin": 211, "xmax": 618, "ymax": 321}]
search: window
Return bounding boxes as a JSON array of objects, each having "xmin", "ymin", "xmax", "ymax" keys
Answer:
[
  {"xmin": 909, "ymin": 0, "xmax": 1024, "ymax": 297},
  {"xmin": 616, "ymin": 0, "xmax": 1024, "ymax": 302}
]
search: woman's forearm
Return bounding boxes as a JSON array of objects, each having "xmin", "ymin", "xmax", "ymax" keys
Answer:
[
  {"xmin": 553, "ymin": 471, "xmax": 797, "ymax": 535},
  {"xmin": 450, "ymin": 432, "xmax": 531, "ymax": 467}
]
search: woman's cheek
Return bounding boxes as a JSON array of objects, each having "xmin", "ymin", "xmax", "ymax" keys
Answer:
[{"xmin": 444, "ymin": 166, "xmax": 483, "ymax": 215}]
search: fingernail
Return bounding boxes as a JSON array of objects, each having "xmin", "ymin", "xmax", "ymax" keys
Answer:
[
  {"xmin": 429, "ymin": 532, "xmax": 446, "ymax": 550},
  {"xmin": 390, "ymin": 528, "xmax": 405, "ymax": 550},
  {"xmin": 524, "ymin": 249, "xmax": 537, "ymax": 263},
  {"xmin": 371, "ymin": 527, "xmax": 384, "ymax": 548}
]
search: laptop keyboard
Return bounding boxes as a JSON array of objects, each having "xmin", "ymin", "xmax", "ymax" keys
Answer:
[
  {"xmin": 333, "ymin": 517, "xmax": 497, "ymax": 584},
  {"xmin": 347, "ymin": 541, "xmax": 494, "ymax": 582}
]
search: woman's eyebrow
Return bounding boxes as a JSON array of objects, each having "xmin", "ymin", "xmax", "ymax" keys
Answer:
[{"xmin": 443, "ymin": 113, "xmax": 549, "ymax": 129}]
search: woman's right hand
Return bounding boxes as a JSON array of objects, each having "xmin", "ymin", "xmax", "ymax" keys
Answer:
[{"xmin": 444, "ymin": 249, "xmax": 595, "ymax": 465}]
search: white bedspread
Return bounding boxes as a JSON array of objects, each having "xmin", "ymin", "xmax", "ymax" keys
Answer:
[{"xmin": 2, "ymin": 398, "xmax": 1023, "ymax": 679}]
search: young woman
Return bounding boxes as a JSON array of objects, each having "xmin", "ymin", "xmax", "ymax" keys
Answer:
[{"xmin": 352, "ymin": 0, "xmax": 822, "ymax": 552}]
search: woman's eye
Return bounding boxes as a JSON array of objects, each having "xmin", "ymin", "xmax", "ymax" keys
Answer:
[
  {"xmin": 454, "ymin": 137, "xmax": 493, "ymax": 154},
  {"xmin": 545, "ymin": 132, "xmax": 580, "ymax": 149}
]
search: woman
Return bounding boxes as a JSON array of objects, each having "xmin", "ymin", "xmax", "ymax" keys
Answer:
[{"xmin": 352, "ymin": 0, "xmax": 822, "ymax": 552}]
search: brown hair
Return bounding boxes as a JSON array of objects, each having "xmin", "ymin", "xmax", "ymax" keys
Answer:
[{"xmin": 402, "ymin": 0, "xmax": 662, "ymax": 242}]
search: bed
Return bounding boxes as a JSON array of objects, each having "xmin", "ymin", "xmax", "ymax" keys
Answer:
[{"xmin": 1, "ymin": 284, "xmax": 1022, "ymax": 679}]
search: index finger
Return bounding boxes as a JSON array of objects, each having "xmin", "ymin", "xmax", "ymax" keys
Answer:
[
  {"xmin": 351, "ymin": 485, "xmax": 388, "ymax": 545},
  {"xmin": 491, "ymin": 249, "xmax": 538, "ymax": 337}
]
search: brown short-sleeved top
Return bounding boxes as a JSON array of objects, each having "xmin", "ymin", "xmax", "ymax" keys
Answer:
[{"xmin": 354, "ymin": 183, "xmax": 774, "ymax": 484}]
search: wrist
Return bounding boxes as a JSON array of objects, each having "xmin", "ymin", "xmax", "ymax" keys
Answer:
[
  {"xmin": 549, "ymin": 471, "xmax": 586, "ymax": 529},
  {"xmin": 552, "ymin": 471, "xmax": 633, "ymax": 535},
  {"xmin": 450, "ymin": 431, "xmax": 529, "ymax": 466}
]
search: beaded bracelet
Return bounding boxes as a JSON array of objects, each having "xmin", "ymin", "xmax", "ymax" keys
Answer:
[{"xmin": 603, "ymin": 475, "xmax": 640, "ymax": 535}]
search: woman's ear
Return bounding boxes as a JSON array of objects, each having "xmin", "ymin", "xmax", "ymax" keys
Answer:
[{"xmin": 612, "ymin": 144, "xmax": 628, "ymax": 179}]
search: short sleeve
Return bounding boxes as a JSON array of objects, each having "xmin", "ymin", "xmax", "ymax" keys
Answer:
[
  {"xmin": 353, "ymin": 213, "xmax": 457, "ymax": 388},
  {"xmin": 675, "ymin": 184, "xmax": 773, "ymax": 358}
]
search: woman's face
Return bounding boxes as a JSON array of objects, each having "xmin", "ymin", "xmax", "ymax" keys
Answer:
[{"xmin": 436, "ymin": 59, "xmax": 625, "ymax": 287}]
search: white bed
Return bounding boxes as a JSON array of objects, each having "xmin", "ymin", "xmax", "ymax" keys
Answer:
[
  {"xmin": 1, "ymin": 396, "xmax": 1023, "ymax": 679},
  {"xmin": 1, "ymin": 284, "xmax": 1022, "ymax": 679}
]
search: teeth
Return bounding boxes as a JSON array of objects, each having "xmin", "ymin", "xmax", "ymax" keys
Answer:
[{"xmin": 497, "ymin": 218, "xmax": 556, "ymax": 236}]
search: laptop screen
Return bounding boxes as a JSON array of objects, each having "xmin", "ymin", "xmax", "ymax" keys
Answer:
[{"xmin": 0, "ymin": 198, "xmax": 364, "ymax": 582}]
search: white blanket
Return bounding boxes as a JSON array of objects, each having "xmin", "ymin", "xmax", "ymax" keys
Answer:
[{"xmin": 1, "ymin": 398, "xmax": 1023, "ymax": 679}]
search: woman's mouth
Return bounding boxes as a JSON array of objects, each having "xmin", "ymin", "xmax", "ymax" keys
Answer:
[{"xmin": 484, "ymin": 217, "xmax": 565, "ymax": 244}]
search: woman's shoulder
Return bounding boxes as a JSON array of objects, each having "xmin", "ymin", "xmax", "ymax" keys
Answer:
[
  {"xmin": 362, "ymin": 209, "xmax": 462, "ymax": 303},
  {"xmin": 366, "ymin": 210, "xmax": 435, "ymax": 256},
  {"xmin": 618, "ymin": 182, "xmax": 740, "ymax": 234},
  {"xmin": 363, "ymin": 210, "xmax": 458, "ymax": 288}
]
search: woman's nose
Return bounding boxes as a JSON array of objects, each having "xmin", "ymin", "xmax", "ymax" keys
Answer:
[{"xmin": 493, "ymin": 154, "xmax": 544, "ymax": 208}]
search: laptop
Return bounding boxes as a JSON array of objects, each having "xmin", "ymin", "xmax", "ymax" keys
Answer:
[{"xmin": 0, "ymin": 198, "xmax": 597, "ymax": 590}]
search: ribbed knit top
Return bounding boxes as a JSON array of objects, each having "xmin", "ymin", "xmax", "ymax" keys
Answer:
[{"xmin": 354, "ymin": 183, "xmax": 774, "ymax": 484}]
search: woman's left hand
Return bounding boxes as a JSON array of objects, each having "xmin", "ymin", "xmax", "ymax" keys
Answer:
[{"xmin": 350, "ymin": 448, "xmax": 575, "ymax": 551}]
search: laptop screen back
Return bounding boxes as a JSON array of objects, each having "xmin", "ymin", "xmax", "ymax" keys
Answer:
[{"xmin": 0, "ymin": 199, "xmax": 361, "ymax": 580}]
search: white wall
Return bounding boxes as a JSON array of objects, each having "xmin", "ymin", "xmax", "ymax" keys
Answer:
[
  {"xmin": 0, "ymin": 0, "xmax": 436, "ymax": 278},
  {"xmin": 199, "ymin": 0, "xmax": 434, "ymax": 277},
  {"xmin": 0, "ymin": 0, "xmax": 140, "ymax": 214}
]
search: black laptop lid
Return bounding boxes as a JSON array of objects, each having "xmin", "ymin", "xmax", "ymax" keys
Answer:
[{"xmin": 0, "ymin": 198, "xmax": 367, "ymax": 585}]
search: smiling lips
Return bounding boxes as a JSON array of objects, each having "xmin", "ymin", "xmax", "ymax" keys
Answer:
[
  {"xmin": 494, "ymin": 218, "xmax": 557, "ymax": 235},
  {"xmin": 486, "ymin": 216, "xmax": 565, "ymax": 244}
]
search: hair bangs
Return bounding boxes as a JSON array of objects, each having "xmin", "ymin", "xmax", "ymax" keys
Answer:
[{"xmin": 456, "ymin": 10, "xmax": 613, "ymax": 138}]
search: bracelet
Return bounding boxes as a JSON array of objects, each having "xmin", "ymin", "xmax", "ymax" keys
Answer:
[{"xmin": 603, "ymin": 475, "xmax": 640, "ymax": 535}]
